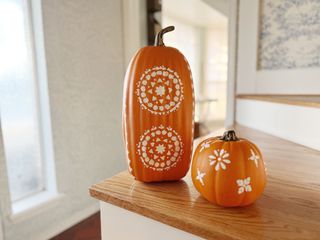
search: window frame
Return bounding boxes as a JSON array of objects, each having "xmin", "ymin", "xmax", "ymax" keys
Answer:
[
  {"xmin": 0, "ymin": 0, "xmax": 59, "ymax": 217},
  {"xmin": 0, "ymin": 216, "xmax": 3, "ymax": 240}
]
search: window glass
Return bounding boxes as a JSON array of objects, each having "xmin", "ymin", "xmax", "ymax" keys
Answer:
[{"xmin": 0, "ymin": 0, "xmax": 45, "ymax": 202}]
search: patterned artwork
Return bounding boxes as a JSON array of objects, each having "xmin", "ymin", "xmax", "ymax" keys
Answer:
[
  {"xmin": 259, "ymin": 0, "xmax": 320, "ymax": 69},
  {"xmin": 136, "ymin": 66, "xmax": 184, "ymax": 115},
  {"xmin": 137, "ymin": 125, "xmax": 183, "ymax": 171}
]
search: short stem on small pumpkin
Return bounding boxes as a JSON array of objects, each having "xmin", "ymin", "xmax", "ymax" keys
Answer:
[
  {"xmin": 221, "ymin": 130, "xmax": 239, "ymax": 141},
  {"xmin": 154, "ymin": 26, "xmax": 175, "ymax": 46}
]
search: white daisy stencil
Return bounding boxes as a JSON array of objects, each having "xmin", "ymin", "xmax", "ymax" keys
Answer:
[
  {"xmin": 237, "ymin": 177, "xmax": 252, "ymax": 194},
  {"xmin": 249, "ymin": 149, "xmax": 259, "ymax": 168},
  {"xmin": 208, "ymin": 149, "xmax": 231, "ymax": 171},
  {"xmin": 199, "ymin": 141, "xmax": 212, "ymax": 152},
  {"xmin": 196, "ymin": 168, "xmax": 206, "ymax": 186}
]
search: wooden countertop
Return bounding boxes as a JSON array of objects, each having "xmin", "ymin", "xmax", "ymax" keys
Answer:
[
  {"xmin": 90, "ymin": 125, "xmax": 320, "ymax": 240},
  {"xmin": 237, "ymin": 94, "xmax": 320, "ymax": 108}
]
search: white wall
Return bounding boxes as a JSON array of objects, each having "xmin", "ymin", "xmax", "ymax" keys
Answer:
[
  {"xmin": 236, "ymin": 99, "xmax": 320, "ymax": 151},
  {"xmin": 122, "ymin": 0, "xmax": 147, "ymax": 67},
  {"xmin": 1, "ymin": 0, "xmax": 126, "ymax": 239},
  {"xmin": 203, "ymin": 27, "xmax": 228, "ymax": 120},
  {"xmin": 201, "ymin": 0, "xmax": 229, "ymax": 16},
  {"xmin": 234, "ymin": 1, "xmax": 320, "ymax": 148}
]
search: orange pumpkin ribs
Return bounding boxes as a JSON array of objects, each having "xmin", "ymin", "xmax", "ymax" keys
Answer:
[
  {"xmin": 122, "ymin": 26, "xmax": 195, "ymax": 182},
  {"xmin": 191, "ymin": 130, "xmax": 267, "ymax": 207}
]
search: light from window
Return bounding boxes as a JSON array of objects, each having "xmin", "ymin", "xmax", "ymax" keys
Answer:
[{"xmin": 0, "ymin": 0, "xmax": 45, "ymax": 202}]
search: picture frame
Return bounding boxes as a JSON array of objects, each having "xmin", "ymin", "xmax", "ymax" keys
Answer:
[{"xmin": 237, "ymin": 0, "xmax": 320, "ymax": 94}]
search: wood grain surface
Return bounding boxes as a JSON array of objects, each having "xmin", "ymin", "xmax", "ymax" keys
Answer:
[
  {"xmin": 90, "ymin": 125, "xmax": 320, "ymax": 240},
  {"xmin": 237, "ymin": 94, "xmax": 320, "ymax": 108}
]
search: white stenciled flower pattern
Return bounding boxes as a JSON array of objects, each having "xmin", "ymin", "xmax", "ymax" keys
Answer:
[
  {"xmin": 196, "ymin": 168, "xmax": 206, "ymax": 186},
  {"xmin": 249, "ymin": 149, "xmax": 259, "ymax": 168},
  {"xmin": 237, "ymin": 177, "xmax": 252, "ymax": 194},
  {"xmin": 156, "ymin": 144, "xmax": 166, "ymax": 154},
  {"xmin": 199, "ymin": 141, "xmax": 212, "ymax": 152},
  {"xmin": 155, "ymin": 86, "xmax": 165, "ymax": 96},
  {"xmin": 209, "ymin": 149, "xmax": 231, "ymax": 171}
]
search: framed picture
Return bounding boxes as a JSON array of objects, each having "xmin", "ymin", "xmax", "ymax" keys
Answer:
[{"xmin": 237, "ymin": 0, "xmax": 320, "ymax": 94}]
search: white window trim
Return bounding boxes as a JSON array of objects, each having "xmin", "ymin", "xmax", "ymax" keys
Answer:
[
  {"xmin": 10, "ymin": 192, "xmax": 65, "ymax": 223},
  {"xmin": 226, "ymin": 0, "xmax": 238, "ymax": 127},
  {"xmin": 0, "ymin": 216, "xmax": 3, "ymax": 240},
  {"xmin": 29, "ymin": 0, "xmax": 57, "ymax": 195},
  {"xmin": 1, "ymin": 0, "xmax": 59, "ymax": 219}
]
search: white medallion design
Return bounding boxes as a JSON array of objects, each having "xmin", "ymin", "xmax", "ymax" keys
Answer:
[
  {"xmin": 209, "ymin": 149, "xmax": 231, "ymax": 171},
  {"xmin": 249, "ymin": 149, "xmax": 259, "ymax": 168},
  {"xmin": 137, "ymin": 125, "xmax": 183, "ymax": 171},
  {"xmin": 196, "ymin": 168, "xmax": 206, "ymax": 186},
  {"xmin": 237, "ymin": 177, "xmax": 252, "ymax": 194},
  {"xmin": 136, "ymin": 66, "xmax": 184, "ymax": 115}
]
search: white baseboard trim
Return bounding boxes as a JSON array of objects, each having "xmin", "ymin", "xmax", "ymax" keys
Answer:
[
  {"xmin": 100, "ymin": 202, "xmax": 202, "ymax": 240},
  {"xmin": 36, "ymin": 203, "xmax": 100, "ymax": 240},
  {"xmin": 236, "ymin": 99, "xmax": 320, "ymax": 151}
]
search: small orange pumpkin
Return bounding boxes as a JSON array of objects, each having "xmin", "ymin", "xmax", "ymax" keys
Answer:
[
  {"xmin": 122, "ymin": 26, "xmax": 194, "ymax": 182},
  {"xmin": 191, "ymin": 130, "xmax": 267, "ymax": 207}
]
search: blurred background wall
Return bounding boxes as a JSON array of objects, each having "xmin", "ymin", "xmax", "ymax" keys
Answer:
[{"xmin": 0, "ymin": 0, "xmax": 126, "ymax": 239}]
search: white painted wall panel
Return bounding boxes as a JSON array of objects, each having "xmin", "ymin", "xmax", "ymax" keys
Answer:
[
  {"xmin": 236, "ymin": 99, "xmax": 320, "ymax": 151},
  {"xmin": 100, "ymin": 202, "xmax": 202, "ymax": 240}
]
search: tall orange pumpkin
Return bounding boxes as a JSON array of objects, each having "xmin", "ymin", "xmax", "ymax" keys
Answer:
[
  {"xmin": 191, "ymin": 130, "xmax": 267, "ymax": 207},
  {"xmin": 122, "ymin": 26, "xmax": 195, "ymax": 182}
]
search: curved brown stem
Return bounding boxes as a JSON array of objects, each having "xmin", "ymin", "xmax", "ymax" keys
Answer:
[
  {"xmin": 154, "ymin": 26, "xmax": 175, "ymax": 46},
  {"xmin": 220, "ymin": 130, "xmax": 239, "ymax": 141}
]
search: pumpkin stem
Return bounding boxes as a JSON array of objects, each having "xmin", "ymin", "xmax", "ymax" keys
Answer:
[
  {"xmin": 155, "ymin": 26, "xmax": 175, "ymax": 46},
  {"xmin": 221, "ymin": 130, "xmax": 239, "ymax": 141}
]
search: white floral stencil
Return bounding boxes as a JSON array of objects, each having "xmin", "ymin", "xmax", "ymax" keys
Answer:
[
  {"xmin": 199, "ymin": 140, "xmax": 212, "ymax": 152},
  {"xmin": 196, "ymin": 168, "xmax": 206, "ymax": 186},
  {"xmin": 136, "ymin": 66, "xmax": 184, "ymax": 115},
  {"xmin": 249, "ymin": 149, "xmax": 260, "ymax": 168},
  {"xmin": 237, "ymin": 177, "xmax": 252, "ymax": 194},
  {"xmin": 209, "ymin": 149, "xmax": 231, "ymax": 171},
  {"xmin": 137, "ymin": 125, "xmax": 183, "ymax": 171}
]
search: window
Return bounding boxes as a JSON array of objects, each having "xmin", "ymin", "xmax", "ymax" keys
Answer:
[{"xmin": 0, "ymin": 0, "xmax": 57, "ymax": 212}]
